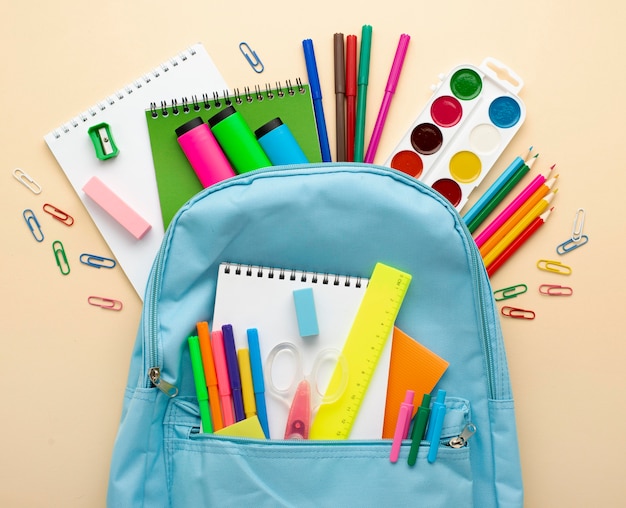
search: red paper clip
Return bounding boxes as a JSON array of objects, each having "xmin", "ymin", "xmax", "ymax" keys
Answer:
[
  {"xmin": 501, "ymin": 306, "xmax": 535, "ymax": 320},
  {"xmin": 88, "ymin": 296, "xmax": 123, "ymax": 311},
  {"xmin": 43, "ymin": 203, "xmax": 74, "ymax": 226},
  {"xmin": 539, "ymin": 284, "xmax": 573, "ymax": 296}
]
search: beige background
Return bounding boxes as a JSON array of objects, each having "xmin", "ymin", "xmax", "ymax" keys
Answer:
[{"xmin": 2, "ymin": 0, "xmax": 625, "ymax": 506}]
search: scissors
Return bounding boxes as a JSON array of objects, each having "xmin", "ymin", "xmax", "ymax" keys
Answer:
[{"xmin": 266, "ymin": 342, "xmax": 347, "ymax": 439}]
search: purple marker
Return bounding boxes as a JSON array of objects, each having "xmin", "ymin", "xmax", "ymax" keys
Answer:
[
  {"xmin": 222, "ymin": 324, "xmax": 245, "ymax": 422},
  {"xmin": 175, "ymin": 117, "xmax": 235, "ymax": 187}
]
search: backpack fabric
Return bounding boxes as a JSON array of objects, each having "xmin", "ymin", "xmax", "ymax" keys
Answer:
[{"xmin": 107, "ymin": 163, "xmax": 523, "ymax": 507}]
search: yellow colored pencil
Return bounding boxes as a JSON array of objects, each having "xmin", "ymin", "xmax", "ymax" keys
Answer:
[
  {"xmin": 479, "ymin": 176, "xmax": 557, "ymax": 258},
  {"xmin": 483, "ymin": 192, "xmax": 556, "ymax": 268}
]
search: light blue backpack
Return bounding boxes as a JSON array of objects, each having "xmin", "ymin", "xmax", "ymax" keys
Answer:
[{"xmin": 107, "ymin": 163, "xmax": 523, "ymax": 507}]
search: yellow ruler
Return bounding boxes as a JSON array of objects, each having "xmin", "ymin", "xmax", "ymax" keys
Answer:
[{"xmin": 309, "ymin": 262, "xmax": 412, "ymax": 440}]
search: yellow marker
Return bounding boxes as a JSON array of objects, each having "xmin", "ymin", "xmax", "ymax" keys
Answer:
[
  {"xmin": 309, "ymin": 262, "xmax": 412, "ymax": 440},
  {"xmin": 238, "ymin": 348, "xmax": 257, "ymax": 418}
]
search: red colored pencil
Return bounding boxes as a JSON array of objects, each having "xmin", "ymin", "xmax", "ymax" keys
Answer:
[{"xmin": 487, "ymin": 208, "xmax": 553, "ymax": 277}]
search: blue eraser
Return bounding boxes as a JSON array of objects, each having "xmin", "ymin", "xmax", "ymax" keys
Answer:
[{"xmin": 293, "ymin": 287, "xmax": 319, "ymax": 337}]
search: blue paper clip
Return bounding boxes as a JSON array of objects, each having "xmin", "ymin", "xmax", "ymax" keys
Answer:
[
  {"xmin": 52, "ymin": 240, "xmax": 70, "ymax": 275},
  {"xmin": 80, "ymin": 253, "xmax": 117, "ymax": 269},
  {"xmin": 23, "ymin": 209, "xmax": 44, "ymax": 242},
  {"xmin": 493, "ymin": 284, "xmax": 527, "ymax": 301},
  {"xmin": 556, "ymin": 235, "xmax": 589, "ymax": 255},
  {"xmin": 239, "ymin": 42, "xmax": 264, "ymax": 73}
]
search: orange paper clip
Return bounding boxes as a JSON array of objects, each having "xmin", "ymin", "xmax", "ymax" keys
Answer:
[
  {"xmin": 539, "ymin": 284, "xmax": 573, "ymax": 296},
  {"xmin": 537, "ymin": 259, "xmax": 572, "ymax": 275},
  {"xmin": 43, "ymin": 203, "xmax": 74, "ymax": 226},
  {"xmin": 88, "ymin": 296, "xmax": 123, "ymax": 311},
  {"xmin": 501, "ymin": 306, "xmax": 535, "ymax": 320}
]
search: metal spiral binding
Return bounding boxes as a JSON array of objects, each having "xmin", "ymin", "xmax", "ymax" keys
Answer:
[{"xmin": 222, "ymin": 262, "xmax": 362, "ymax": 287}]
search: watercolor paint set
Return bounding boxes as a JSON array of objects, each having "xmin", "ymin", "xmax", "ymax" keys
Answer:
[{"xmin": 385, "ymin": 58, "xmax": 526, "ymax": 211}]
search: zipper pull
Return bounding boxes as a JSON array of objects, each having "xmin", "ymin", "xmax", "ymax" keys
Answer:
[
  {"xmin": 149, "ymin": 367, "xmax": 179, "ymax": 397},
  {"xmin": 447, "ymin": 423, "xmax": 477, "ymax": 448}
]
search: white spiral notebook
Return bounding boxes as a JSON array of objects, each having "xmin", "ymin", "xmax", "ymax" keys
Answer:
[
  {"xmin": 212, "ymin": 262, "xmax": 392, "ymax": 440},
  {"xmin": 44, "ymin": 43, "xmax": 227, "ymax": 297}
]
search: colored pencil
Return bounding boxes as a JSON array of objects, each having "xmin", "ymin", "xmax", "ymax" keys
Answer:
[
  {"xmin": 478, "ymin": 177, "xmax": 558, "ymax": 257},
  {"xmin": 474, "ymin": 167, "xmax": 557, "ymax": 248},
  {"xmin": 482, "ymin": 192, "xmax": 556, "ymax": 268},
  {"xmin": 463, "ymin": 147, "xmax": 534, "ymax": 226},
  {"xmin": 487, "ymin": 208, "xmax": 553, "ymax": 277},
  {"xmin": 466, "ymin": 153, "xmax": 539, "ymax": 233}
]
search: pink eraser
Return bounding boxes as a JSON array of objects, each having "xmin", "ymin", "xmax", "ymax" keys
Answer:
[{"xmin": 82, "ymin": 176, "xmax": 151, "ymax": 239}]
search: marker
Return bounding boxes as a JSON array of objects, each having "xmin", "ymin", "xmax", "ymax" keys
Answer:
[
  {"xmin": 188, "ymin": 336, "xmax": 213, "ymax": 434},
  {"xmin": 407, "ymin": 393, "xmax": 431, "ymax": 466},
  {"xmin": 345, "ymin": 34, "xmax": 357, "ymax": 162},
  {"xmin": 334, "ymin": 33, "xmax": 346, "ymax": 162},
  {"xmin": 197, "ymin": 321, "xmax": 223, "ymax": 431},
  {"xmin": 303, "ymin": 38, "xmax": 332, "ymax": 162},
  {"xmin": 354, "ymin": 24, "xmax": 372, "ymax": 162},
  {"xmin": 364, "ymin": 33, "xmax": 410, "ymax": 164},
  {"xmin": 426, "ymin": 389, "xmax": 447, "ymax": 463},
  {"xmin": 211, "ymin": 329, "xmax": 235, "ymax": 427},
  {"xmin": 222, "ymin": 324, "xmax": 245, "ymax": 422},
  {"xmin": 238, "ymin": 348, "xmax": 257, "ymax": 419},
  {"xmin": 389, "ymin": 389, "xmax": 414, "ymax": 463},
  {"xmin": 247, "ymin": 328, "xmax": 270, "ymax": 438}
]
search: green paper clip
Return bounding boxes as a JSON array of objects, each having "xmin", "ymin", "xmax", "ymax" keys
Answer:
[
  {"xmin": 52, "ymin": 240, "xmax": 70, "ymax": 275},
  {"xmin": 493, "ymin": 284, "xmax": 528, "ymax": 301},
  {"xmin": 88, "ymin": 122, "xmax": 119, "ymax": 160}
]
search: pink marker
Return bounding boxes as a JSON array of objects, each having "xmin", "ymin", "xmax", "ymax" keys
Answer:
[
  {"xmin": 211, "ymin": 330, "xmax": 235, "ymax": 427},
  {"xmin": 389, "ymin": 389, "xmax": 415, "ymax": 463},
  {"xmin": 474, "ymin": 168, "xmax": 557, "ymax": 248},
  {"xmin": 364, "ymin": 33, "xmax": 410, "ymax": 164}
]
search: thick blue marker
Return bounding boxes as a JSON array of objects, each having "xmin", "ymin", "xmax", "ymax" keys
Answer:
[
  {"xmin": 246, "ymin": 328, "xmax": 270, "ymax": 438},
  {"xmin": 303, "ymin": 38, "xmax": 332, "ymax": 162},
  {"xmin": 255, "ymin": 118, "xmax": 309, "ymax": 166}
]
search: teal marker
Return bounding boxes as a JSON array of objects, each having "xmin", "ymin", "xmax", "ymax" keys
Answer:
[
  {"xmin": 188, "ymin": 336, "xmax": 213, "ymax": 433},
  {"xmin": 354, "ymin": 24, "xmax": 372, "ymax": 162}
]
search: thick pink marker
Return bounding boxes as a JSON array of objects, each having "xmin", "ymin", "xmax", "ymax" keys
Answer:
[{"xmin": 176, "ymin": 117, "xmax": 235, "ymax": 188}]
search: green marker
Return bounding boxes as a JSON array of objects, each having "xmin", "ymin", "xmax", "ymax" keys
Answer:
[
  {"xmin": 188, "ymin": 336, "xmax": 213, "ymax": 434},
  {"xmin": 407, "ymin": 393, "xmax": 431, "ymax": 466},
  {"xmin": 353, "ymin": 24, "xmax": 372, "ymax": 162}
]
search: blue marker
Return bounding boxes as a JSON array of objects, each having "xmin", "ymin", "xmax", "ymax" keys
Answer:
[
  {"xmin": 426, "ymin": 389, "xmax": 447, "ymax": 463},
  {"xmin": 302, "ymin": 38, "xmax": 332, "ymax": 162},
  {"xmin": 222, "ymin": 324, "xmax": 245, "ymax": 422},
  {"xmin": 246, "ymin": 328, "xmax": 270, "ymax": 438}
]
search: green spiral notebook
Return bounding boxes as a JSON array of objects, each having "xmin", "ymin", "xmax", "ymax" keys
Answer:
[{"xmin": 145, "ymin": 79, "xmax": 322, "ymax": 227}]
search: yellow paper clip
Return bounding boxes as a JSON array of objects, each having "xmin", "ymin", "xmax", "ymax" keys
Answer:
[
  {"xmin": 88, "ymin": 296, "xmax": 123, "ymax": 311},
  {"xmin": 556, "ymin": 235, "xmax": 588, "ymax": 255},
  {"xmin": 239, "ymin": 42, "xmax": 264, "ymax": 73},
  {"xmin": 537, "ymin": 259, "xmax": 572, "ymax": 275},
  {"xmin": 13, "ymin": 168, "xmax": 42, "ymax": 194},
  {"xmin": 539, "ymin": 284, "xmax": 573, "ymax": 296},
  {"xmin": 23, "ymin": 209, "xmax": 44, "ymax": 242},
  {"xmin": 501, "ymin": 306, "xmax": 536, "ymax": 320},
  {"xmin": 43, "ymin": 203, "xmax": 75, "ymax": 226},
  {"xmin": 493, "ymin": 284, "xmax": 528, "ymax": 301},
  {"xmin": 52, "ymin": 240, "xmax": 70, "ymax": 275}
]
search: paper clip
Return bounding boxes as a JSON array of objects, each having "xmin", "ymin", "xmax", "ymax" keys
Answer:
[
  {"xmin": 43, "ymin": 203, "xmax": 74, "ymax": 226},
  {"xmin": 239, "ymin": 42, "xmax": 264, "ymax": 73},
  {"xmin": 52, "ymin": 240, "xmax": 70, "ymax": 275},
  {"xmin": 79, "ymin": 253, "xmax": 117, "ymax": 269},
  {"xmin": 539, "ymin": 284, "xmax": 573, "ymax": 296},
  {"xmin": 501, "ymin": 306, "xmax": 536, "ymax": 320},
  {"xmin": 571, "ymin": 208, "xmax": 585, "ymax": 241},
  {"xmin": 493, "ymin": 284, "xmax": 528, "ymax": 301},
  {"xmin": 88, "ymin": 296, "xmax": 123, "ymax": 311},
  {"xmin": 556, "ymin": 235, "xmax": 589, "ymax": 255},
  {"xmin": 13, "ymin": 168, "xmax": 42, "ymax": 194},
  {"xmin": 23, "ymin": 209, "xmax": 44, "ymax": 242},
  {"xmin": 537, "ymin": 259, "xmax": 572, "ymax": 275}
]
